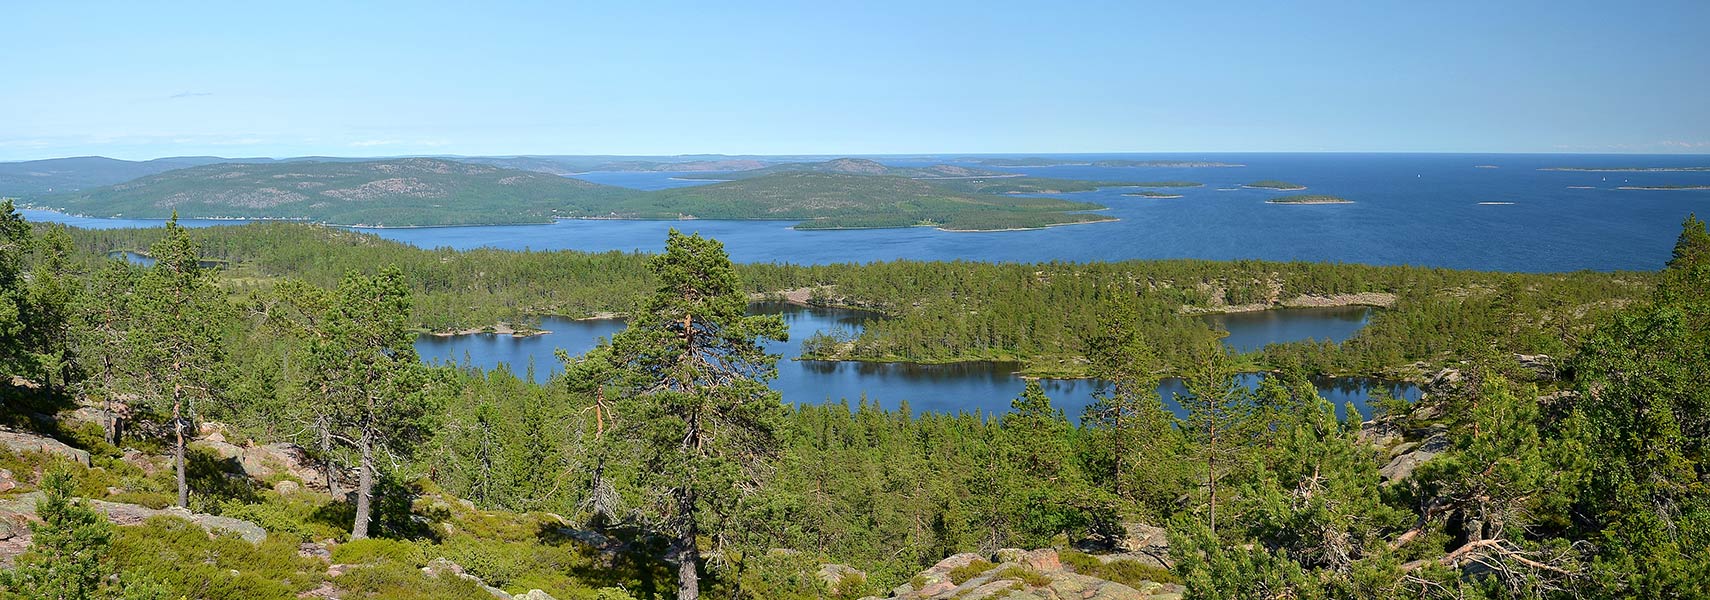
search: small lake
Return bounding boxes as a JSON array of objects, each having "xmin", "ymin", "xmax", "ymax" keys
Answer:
[
  {"xmin": 1202, "ymin": 305, "xmax": 1373, "ymax": 353},
  {"xmin": 416, "ymin": 303, "xmax": 1418, "ymax": 420}
]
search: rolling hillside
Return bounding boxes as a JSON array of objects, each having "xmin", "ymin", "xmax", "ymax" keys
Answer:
[
  {"xmin": 42, "ymin": 158, "xmax": 641, "ymax": 227},
  {"xmin": 599, "ymin": 172, "xmax": 1116, "ymax": 230},
  {"xmin": 675, "ymin": 158, "xmax": 1011, "ymax": 180}
]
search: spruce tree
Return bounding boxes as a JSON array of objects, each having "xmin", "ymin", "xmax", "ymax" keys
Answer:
[{"xmin": 574, "ymin": 230, "xmax": 787, "ymax": 600}]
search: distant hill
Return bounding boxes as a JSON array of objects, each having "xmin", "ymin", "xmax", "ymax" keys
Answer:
[
  {"xmin": 454, "ymin": 156, "xmax": 771, "ymax": 175},
  {"xmin": 0, "ymin": 156, "xmax": 265, "ymax": 195},
  {"xmin": 41, "ymin": 158, "xmax": 639, "ymax": 227},
  {"xmin": 966, "ymin": 157, "xmax": 1245, "ymax": 168},
  {"xmin": 675, "ymin": 158, "xmax": 1010, "ymax": 181},
  {"xmin": 596, "ymin": 172, "xmax": 1115, "ymax": 230},
  {"xmin": 25, "ymin": 157, "xmax": 1120, "ymax": 231}
]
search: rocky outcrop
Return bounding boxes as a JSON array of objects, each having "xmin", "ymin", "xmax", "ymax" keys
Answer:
[
  {"xmin": 818, "ymin": 563, "xmax": 867, "ymax": 594},
  {"xmin": 0, "ymin": 491, "xmax": 267, "ymax": 549},
  {"xmin": 194, "ymin": 435, "xmax": 349, "ymax": 494},
  {"xmin": 888, "ymin": 549, "xmax": 1180, "ymax": 600},
  {"xmin": 0, "ymin": 427, "xmax": 90, "ymax": 466},
  {"xmin": 1380, "ymin": 433, "xmax": 1450, "ymax": 484},
  {"xmin": 1074, "ymin": 522, "xmax": 1173, "ymax": 569},
  {"xmin": 420, "ymin": 557, "xmax": 533, "ymax": 599}
]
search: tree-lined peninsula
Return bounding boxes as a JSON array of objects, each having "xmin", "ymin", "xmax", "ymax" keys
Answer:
[{"xmin": 28, "ymin": 158, "xmax": 1130, "ymax": 231}]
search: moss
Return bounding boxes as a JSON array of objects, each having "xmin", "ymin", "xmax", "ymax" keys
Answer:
[
  {"xmin": 1059, "ymin": 549, "xmax": 1180, "ymax": 586},
  {"xmin": 332, "ymin": 537, "xmax": 428, "ymax": 566},
  {"xmin": 948, "ymin": 558, "xmax": 995, "ymax": 585},
  {"xmin": 992, "ymin": 565, "xmax": 1052, "ymax": 587}
]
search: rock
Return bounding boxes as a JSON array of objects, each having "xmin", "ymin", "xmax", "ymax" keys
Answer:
[
  {"xmin": 0, "ymin": 428, "xmax": 90, "ymax": 466},
  {"xmin": 817, "ymin": 563, "xmax": 866, "ymax": 592},
  {"xmin": 514, "ymin": 591, "xmax": 558, "ymax": 600},
  {"xmin": 422, "ymin": 557, "xmax": 512, "ymax": 598},
  {"xmin": 1422, "ymin": 368, "xmax": 1464, "ymax": 399},
  {"xmin": 0, "ymin": 492, "xmax": 265, "ymax": 544},
  {"xmin": 297, "ymin": 582, "xmax": 341, "ymax": 598},
  {"xmin": 121, "ymin": 449, "xmax": 160, "ymax": 475},
  {"xmin": 1020, "ymin": 549, "xmax": 1060, "ymax": 572},
  {"xmin": 325, "ymin": 563, "xmax": 353, "ymax": 578},
  {"xmin": 422, "ymin": 557, "xmax": 467, "ymax": 578},
  {"xmin": 1380, "ymin": 433, "xmax": 1449, "ymax": 484},
  {"xmin": 298, "ymin": 542, "xmax": 332, "ymax": 562},
  {"xmin": 0, "ymin": 468, "xmax": 15, "ymax": 493},
  {"xmin": 275, "ymin": 480, "xmax": 302, "ymax": 495},
  {"xmin": 993, "ymin": 548, "xmax": 1027, "ymax": 563},
  {"xmin": 1077, "ymin": 522, "xmax": 1173, "ymax": 569},
  {"xmin": 1514, "ymin": 354, "xmax": 1556, "ymax": 380}
]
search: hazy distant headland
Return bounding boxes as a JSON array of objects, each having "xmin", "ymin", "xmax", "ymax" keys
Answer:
[
  {"xmin": 964, "ymin": 157, "xmax": 1246, "ymax": 168},
  {"xmin": 1540, "ymin": 166, "xmax": 1710, "ymax": 172},
  {"xmin": 15, "ymin": 156, "xmax": 1135, "ymax": 231}
]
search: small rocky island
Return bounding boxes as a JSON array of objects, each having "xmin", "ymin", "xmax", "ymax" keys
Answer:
[
  {"xmin": 1244, "ymin": 180, "xmax": 1308, "ymax": 191},
  {"xmin": 1122, "ymin": 191, "xmax": 1184, "ymax": 198},
  {"xmin": 1267, "ymin": 194, "xmax": 1352, "ymax": 204}
]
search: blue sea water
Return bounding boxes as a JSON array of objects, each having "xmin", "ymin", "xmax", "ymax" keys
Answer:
[{"xmin": 362, "ymin": 153, "xmax": 1709, "ymax": 272}]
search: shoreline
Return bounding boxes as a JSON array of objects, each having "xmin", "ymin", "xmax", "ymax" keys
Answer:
[
  {"xmin": 1181, "ymin": 292, "xmax": 1399, "ymax": 315},
  {"xmin": 932, "ymin": 217, "xmax": 1120, "ymax": 233}
]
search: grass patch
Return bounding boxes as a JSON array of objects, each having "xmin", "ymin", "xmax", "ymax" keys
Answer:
[
  {"xmin": 948, "ymin": 558, "xmax": 995, "ymax": 585},
  {"xmin": 1059, "ymin": 549, "xmax": 1180, "ymax": 586}
]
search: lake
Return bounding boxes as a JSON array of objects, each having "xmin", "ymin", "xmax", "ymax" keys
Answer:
[{"xmin": 416, "ymin": 303, "xmax": 1419, "ymax": 421}]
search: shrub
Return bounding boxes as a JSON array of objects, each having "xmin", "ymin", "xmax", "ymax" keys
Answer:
[
  {"xmin": 332, "ymin": 537, "xmax": 427, "ymax": 566},
  {"xmin": 992, "ymin": 565, "xmax": 1052, "ymax": 587},
  {"xmin": 948, "ymin": 558, "xmax": 995, "ymax": 585}
]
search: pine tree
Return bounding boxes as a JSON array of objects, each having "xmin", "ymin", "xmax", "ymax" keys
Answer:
[
  {"xmin": 575, "ymin": 230, "xmax": 788, "ymax": 600},
  {"xmin": 306, "ymin": 268, "xmax": 436, "ymax": 539},
  {"xmin": 0, "ymin": 471, "xmax": 115, "ymax": 600},
  {"xmin": 129, "ymin": 215, "xmax": 229, "ymax": 508},
  {"xmin": 1180, "ymin": 344, "xmax": 1255, "ymax": 536}
]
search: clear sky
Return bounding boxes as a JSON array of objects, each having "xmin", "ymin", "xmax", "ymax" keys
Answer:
[{"xmin": 4, "ymin": 0, "xmax": 1707, "ymax": 160}]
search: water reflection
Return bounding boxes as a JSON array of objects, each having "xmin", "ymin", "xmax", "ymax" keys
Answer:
[
  {"xmin": 416, "ymin": 304, "xmax": 1418, "ymax": 421},
  {"xmin": 1201, "ymin": 306, "xmax": 1373, "ymax": 353}
]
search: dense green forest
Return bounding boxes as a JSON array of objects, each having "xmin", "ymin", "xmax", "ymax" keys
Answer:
[
  {"xmin": 2, "ymin": 200, "xmax": 1707, "ymax": 599},
  {"xmin": 62, "ymin": 222, "xmax": 1650, "ymax": 379}
]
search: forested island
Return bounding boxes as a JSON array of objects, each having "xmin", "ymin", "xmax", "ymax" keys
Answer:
[
  {"xmin": 1122, "ymin": 191, "xmax": 1184, "ymax": 198},
  {"xmin": 25, "ymin": 158, "xmax": 1126, "ymax": 231},
  {"xmin": 967, "ymin": 158, "xmax": 1245, "ymax": 168},
  {"xmin": 1616, "ymin": 185, "xmax": 1710, "ymax": 190},
  {"xmin": 1266, "ymin": 194, "xmax": 1352, "ymax": 204},
  {"xmin": 1243, "ymin": 180, "xmax": 1307, "ymax": 191},
  {"xmin": 2, "ymin": 198, "xmax": 1707, "ymax": 599},
  {"xmin": 1540, "ymin": 166, "xmax": 1710, "ymax": 172}
]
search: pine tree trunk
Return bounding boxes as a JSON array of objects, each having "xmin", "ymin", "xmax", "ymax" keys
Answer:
[
  {"xmin": 174, "ymin": 396, "xmax": 188, "ymax": 508},
  {"xmin": 676, "ymin": 490, "xmax": 700, "ymax": 600},
  {"xmin": 352, "ymin": 426, "xmax": 375, "ymax": 539}
]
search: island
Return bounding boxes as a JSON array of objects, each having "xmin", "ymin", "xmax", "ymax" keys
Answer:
[
  {"xmin": 1244, "ymin": 180, "xmax": 1308, "ymax": 191},
  {"xmin": 1540, "ymin": 166, "xmax": 1710, "ymax": 172},
  {"xmin": 1267, "ymin": 194, "xmax": 1353, "ymax": 204},
  {"xmin": 32, "ymin": 157, "xmax": 1124, "ymax": 231},
  {"xmin": 965, "ymin": 157, "xmax": 1245, "ymax": 168},
  {"xmin": 1616, "ymin": 185, "xmax": 1710, "ymax": 191},
  {"xmin": 1122, "ymin": 191, "xmax": 1184, "ymax": 198},
  {"xmin": 673, "ymin": 158, "xmax": 1010, "ymax": 181}
]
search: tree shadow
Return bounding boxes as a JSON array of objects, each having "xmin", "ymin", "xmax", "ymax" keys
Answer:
[{"xmin": 535, "ymin": 515, "xmax": 671, "ymax": 600}]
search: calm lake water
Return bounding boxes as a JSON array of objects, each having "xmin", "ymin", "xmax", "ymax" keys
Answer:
[
  {"xmin": 417, "ymin": 303, "xmax": 1418, "ymax": 420},
  {"xmin": 1202, "ymin": 306, "xmax": 1373, "ymax": 353}
]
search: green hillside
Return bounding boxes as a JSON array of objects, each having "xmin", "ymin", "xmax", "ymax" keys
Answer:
[
  {"xmin": 675, "ymin": 157, "xmax": 1010, "ymax": 180},
  {"xmin": 34, "ymin": 159, "xmax": 1121, "ymax": 230},
  {"xmin": 602, "ymin": 172, "xmax": 1115, "ymax": 230},
  {"xmin": 42, "ymin": 158, "xmax": 641, "ymax": 227}
]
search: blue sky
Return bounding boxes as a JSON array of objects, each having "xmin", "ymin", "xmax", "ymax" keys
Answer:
[{"xmin": 4, "ymin": 0, "xmax": 1707, "ymax": 160}]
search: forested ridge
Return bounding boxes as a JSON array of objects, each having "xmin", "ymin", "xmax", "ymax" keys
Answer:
[{"xmin": 1, "ymin": 199, "xmax": 1707, "ymax": 599}]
